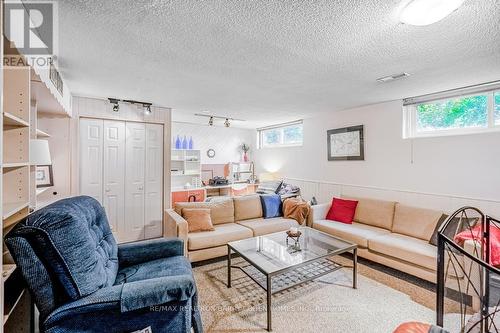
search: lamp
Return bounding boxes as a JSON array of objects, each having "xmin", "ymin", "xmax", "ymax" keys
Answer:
[
  {"xmin": 399, "ymin": 0, "xmax": 465, "ymax": 26},
  {"xmin": 30, "ymin": 139, "xmax": 52, "ymax": 165}
]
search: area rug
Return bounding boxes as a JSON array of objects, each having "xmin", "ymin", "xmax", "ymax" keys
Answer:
[{"xmin": 193, "ymin": 256, "xmax": 437, "ymax": 333}]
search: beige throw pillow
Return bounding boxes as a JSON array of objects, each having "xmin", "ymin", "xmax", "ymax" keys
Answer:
[{"xmin": 183, "ymin": 208, "xmax": 214, "ymax": 233}]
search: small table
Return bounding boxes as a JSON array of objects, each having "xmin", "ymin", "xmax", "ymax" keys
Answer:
[{"xmin": 227, "ymin": 227, "xmax": 357, "ymax": 331}]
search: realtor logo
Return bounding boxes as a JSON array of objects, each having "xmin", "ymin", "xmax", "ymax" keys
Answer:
[{"xmin": 4, "ymin": 1, "xmax": 55, "ymax": 55}]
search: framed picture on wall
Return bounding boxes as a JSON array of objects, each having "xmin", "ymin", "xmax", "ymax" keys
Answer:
[
  {"xmin": 36, "ymin": 165, "xmax": 54, "ymax": 188},
  {"xmin": 327, "ymin": 125, "xmax": 364, "ymax": 161}
]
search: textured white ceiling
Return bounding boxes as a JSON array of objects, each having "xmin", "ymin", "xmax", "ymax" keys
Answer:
[{"xmin": 58, "ymin": 0, "xmax": 500, "ymax": 128}]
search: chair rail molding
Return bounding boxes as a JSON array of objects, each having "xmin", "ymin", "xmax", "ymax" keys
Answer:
[{"xmin": 286, "ymin": 177, "xmax": 500, "ymax": 217}]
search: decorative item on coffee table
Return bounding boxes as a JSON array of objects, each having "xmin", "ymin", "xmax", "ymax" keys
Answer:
[{"xmin": 286, "ymin": 227, "xmax": 302, "ymax": 252}]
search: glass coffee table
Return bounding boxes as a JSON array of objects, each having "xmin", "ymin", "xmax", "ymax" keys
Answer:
[{"xmin": 227, "ymin": 227, "xmax": 357, "ymax": 331}]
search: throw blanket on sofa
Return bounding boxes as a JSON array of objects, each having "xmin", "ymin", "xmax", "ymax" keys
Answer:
[
  {"xmin": 454, "ymin": 224, "xmax": 500, "ymax": 266},
  {"xmin": 283, "ymin": 197, "xmax": 311, "ymax": 225}
]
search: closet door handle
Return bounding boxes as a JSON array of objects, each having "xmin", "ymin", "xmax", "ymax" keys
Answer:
[{"xmin": 138, "ymin": 186, "xmax": 144, "ymax": 191}]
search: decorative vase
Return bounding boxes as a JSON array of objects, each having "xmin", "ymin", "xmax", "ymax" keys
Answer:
[
  {"xmin": 188, "ymin": 136, "xmax": 193, "ymax": 150},
  {"xmin": 243, "ymin": 152, "xmax": 249, "ymax": 162},
  {"xmin": 182, "ymin": 136, "xmax": 188, "ymax": 149},
  {"xmin": 175, "ymin": 135, "xmax": 181, "ymax": 149}
]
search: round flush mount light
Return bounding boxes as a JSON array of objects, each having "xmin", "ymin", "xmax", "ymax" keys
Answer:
[{"xmin": 400, "ymin": 0, "xmax": 465, "ymax": 26}]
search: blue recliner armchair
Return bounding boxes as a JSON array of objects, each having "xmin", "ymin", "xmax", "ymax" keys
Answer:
[{"xmin": 5, "ymin": 196, "xmax": 203, "ymax": 333}]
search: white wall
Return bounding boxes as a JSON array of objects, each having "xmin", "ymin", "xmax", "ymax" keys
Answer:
[
  {"xmin": 254, "ymin": 100, "xmax": 500, "ymax": 206},
  {"xmin": 172, "ymin": 122, "xmax": 255, "ymax": 164}
]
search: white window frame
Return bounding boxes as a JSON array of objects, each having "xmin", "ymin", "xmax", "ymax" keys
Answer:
[
  {"xmin": 403, "ymin": 85, "xmax": 500, "ymax": 139},
  {"xmin": 258, "ymin": 120, "xmax": 303, "ymax": 148}
]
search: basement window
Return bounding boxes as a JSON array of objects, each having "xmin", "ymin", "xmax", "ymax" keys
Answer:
[
  {"xmin": 403, "ymin": 84, "xmax": 500, "ymax": 138},
  {"xmin": 258, "ymin": 121, "xmax": 303, "ymax": 148},
  {"xmin": 495, "ymin": 92, "xmax": 500, "ymax": 125}
]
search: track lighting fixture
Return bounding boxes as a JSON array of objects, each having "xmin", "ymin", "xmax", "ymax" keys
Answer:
[
  {"xmin": 142, "ymin": 103, "xmax": 152, "ymax": 115},
  {"xmin": 108, "ymin": 98, "xmax": 120, "ymax": 112},
  {"xmin": 109, "ymin": 98, "xmax": 153, "ymax": 114},
  {"xmin": 194, "ymin": 113, "xmax": 243, "ymax": 127}
]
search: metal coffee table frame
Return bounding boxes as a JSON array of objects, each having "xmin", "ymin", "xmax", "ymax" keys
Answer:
[{"xmin": 227, "ymin": 235, "xmax": 357, "ymax": 331}]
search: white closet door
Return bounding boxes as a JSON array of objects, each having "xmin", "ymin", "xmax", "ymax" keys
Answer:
[
  {"xmin": 103, "ymin": 120, "xmax": 126, "ymax": 241},
  {"xmin": 125, "ymin": 122, "xmax": 146, "ymax": 242},
  {"xmin": 144, "ymin": 123, "xmax": 164, "ymax": 239},
  {"xmin": 80, "ymin": 119, "xmax": 103, "ymax": 204}
]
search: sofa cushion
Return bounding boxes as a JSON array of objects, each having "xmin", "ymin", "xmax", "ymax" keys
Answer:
[
  {"xmin": 260, "ymin": 194, "xmax": 283, "ymax": 218},
  {"xmin": 175, "ymin": 198, "xmax": 234, "ymax": 225},
  {"xmin": 368, "ymin": 233, "xmax": 437, "ymax": 271},
  {"xmin": 234, "ymin": 195, "xmax": 263, "ymax": 221},
  {"xmin": 343, "ymin": 196, "xmax": 396, "ymax": 230},
  {"xmin": 313, "ymin": 220, "xmax": 390, "ymax": 248},
  {"xmin": 183, "ymin": 208, "xmax": 214, "ymax": 232},
  {"xmin": 188, "ymin": 223, "xmax": 253, "ymax": 250},
  {"xmin": 392, "ymin": 204, "xmax": 443, "ymax": 241},
  {"xmin": 326, "ymin": 198, "xmax": 358, "ymax": 224},
  {"xmin": 237, "ymin": 217, "xmax": 299, "ymax": 236}
]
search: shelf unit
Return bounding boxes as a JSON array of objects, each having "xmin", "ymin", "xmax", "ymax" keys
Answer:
[
  {"xmin": 35, "ymin": 129, "xmax": 50, "ymax": 138},
  {"xmin": 3, "ymin": 113, "xmax": 30, "ymax": 127},
  {"xmin": 1, "ymin": 49, "xmax": 69, "ymax": 329},
  {"xmin": 171, "ymin": 149, "xmax": 202, "ymax": 189},
  {"xmin": 2, "ymin": 66, "xmax": 32, "ymax": 330}
]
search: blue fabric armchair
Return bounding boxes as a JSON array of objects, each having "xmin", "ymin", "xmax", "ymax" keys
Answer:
[{"xmin": 5, "ymin": 196, "xmax": 203, "ymax": 333}]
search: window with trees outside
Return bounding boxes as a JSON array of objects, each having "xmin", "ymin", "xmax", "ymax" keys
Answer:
[
  {"xmin": 403, "ymin": 89, "xmax": 500, "ymax": 138},
  {"xmin": 258, "ymin": 121, "xmax": 303, "ymax": 148},
  {"xmin": 495, "ymin": 92, "xmax": 500, "ymax": 125}
]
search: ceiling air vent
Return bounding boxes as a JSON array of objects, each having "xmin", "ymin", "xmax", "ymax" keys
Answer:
[{"xmin": 376, "ymin": 72, "xmax": 410, "ymax": 83}]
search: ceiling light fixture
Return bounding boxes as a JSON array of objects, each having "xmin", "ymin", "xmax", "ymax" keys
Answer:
[
  {"xmin": 108, "ymin": 98, "xmax": 120, "ymax": 112},
  {"xmin": 399, "ymin": 0, "xmax": 465, "ymax": 26},
  {"xmin": 142, "ymin": 103, "xmax": 152, "ymax": 115},
  {"xmin": 376, "ymin": 72, "xmax": 410, "ymax": 83},
  {"xmin": 194, "ymin": 113, "xmax": 244, "ymax": 127}
]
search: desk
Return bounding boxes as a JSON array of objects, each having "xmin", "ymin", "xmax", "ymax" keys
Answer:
[
  {"xmin": 205, "ymin": 183, "xmax": 259, "ymax": 198},
  {"xmin": 171, "ymin": 183, "xmax": 260, "ymax": 207}
]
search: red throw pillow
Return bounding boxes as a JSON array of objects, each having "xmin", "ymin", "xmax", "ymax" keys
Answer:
[{"xmin": 326, "ymin": 198, "xmax": 358, "ymax": 224}]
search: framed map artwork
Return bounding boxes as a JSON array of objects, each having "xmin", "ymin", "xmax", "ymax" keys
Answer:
[{"xmin": 327, "ymin": 125, "xmax": 364, "ymax": 161}]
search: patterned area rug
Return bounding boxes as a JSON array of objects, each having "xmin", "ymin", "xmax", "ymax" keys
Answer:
[{"xmin": 193, "ymin": 255, "xmax": 437, "ymax": 333}]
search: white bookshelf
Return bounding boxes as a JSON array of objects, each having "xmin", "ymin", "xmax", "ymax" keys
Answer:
[
  {"xmin": 1, "ymin": 54, "xmax": 69, "ymax": 331},
  {"xmin": 171, "ymin": 149, "xmax": 202, "ymax": 188}
]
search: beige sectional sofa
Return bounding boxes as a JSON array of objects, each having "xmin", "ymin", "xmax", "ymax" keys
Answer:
[
  {"xmin": 164, "ymin": 195, "xmax": 300, "ymax": 262},
  {"xmin": 309, "ymin": 197, "xmax": 445, "ymax": 283}
]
